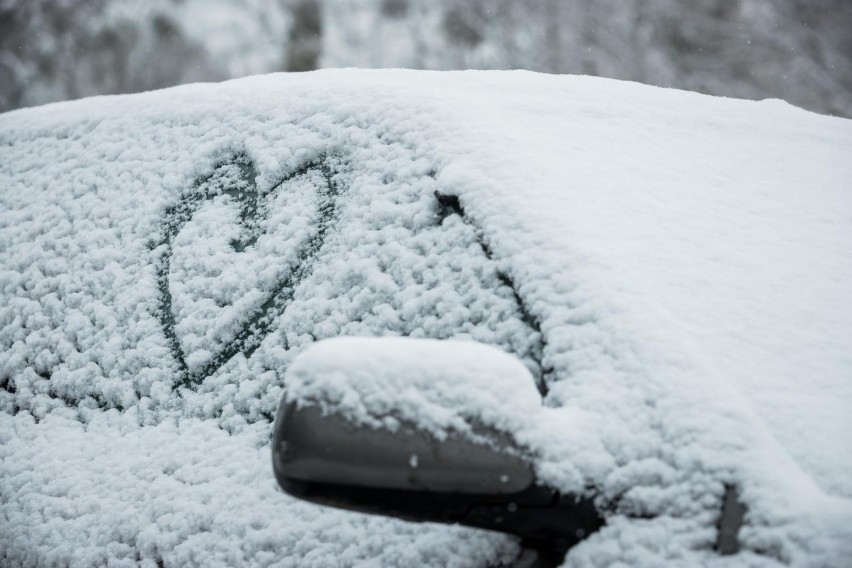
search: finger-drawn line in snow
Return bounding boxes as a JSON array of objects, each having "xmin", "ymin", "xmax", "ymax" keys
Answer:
[
  {"xmin": 152, "ymin": 152, "xmax": 341, "ymax": 389},
  {"xmin": 434, "ymin": 191, "xmax": 551, "ymax": 397}
]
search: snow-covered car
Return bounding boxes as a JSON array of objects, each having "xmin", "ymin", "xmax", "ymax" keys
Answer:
[{"xmin": 1, "ymin": 70, "xmax": 850, "ymax": 567}]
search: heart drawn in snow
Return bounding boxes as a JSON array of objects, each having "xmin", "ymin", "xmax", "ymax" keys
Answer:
[{"xmin": 152, "ymin": 152, "xmax": 341, "ymax": 388}]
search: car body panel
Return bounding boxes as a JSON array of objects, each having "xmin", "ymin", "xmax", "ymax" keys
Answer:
[{"xmin": 1, "ymin": 70, "xmax": 851, "ymax": 567}]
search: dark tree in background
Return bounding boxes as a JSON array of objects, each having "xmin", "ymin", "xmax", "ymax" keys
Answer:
[
  {"xmin": 285, "ymin": 0, "xmax": 322, "ymax": 71},
  {"xmin": 0, "ymin": 0, "xmax": 220, "ymax": 110},
  {"xmin": 1, "ymin": 0, "xmax": 850, "ymax": 117}
]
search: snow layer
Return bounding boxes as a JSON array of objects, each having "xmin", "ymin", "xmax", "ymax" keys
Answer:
[
  {"xmin": 1, "ymin": 70, "xmax": 850, "ymax": 567},
  {"xmin": 285, "ymin": 337, "xmax": 543, "ymax": 439}
]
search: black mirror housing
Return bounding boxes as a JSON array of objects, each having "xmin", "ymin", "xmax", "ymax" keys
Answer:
[{"xmin": 272, "ymin": 399, "xmax": 603, "ymax": 550}]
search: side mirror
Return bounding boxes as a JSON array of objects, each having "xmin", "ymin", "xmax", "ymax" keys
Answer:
[{"xmin": 271, "ymin": 337, "xmax": 603, "ymax": 558}]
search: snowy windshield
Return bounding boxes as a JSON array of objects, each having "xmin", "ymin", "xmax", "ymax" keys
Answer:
[
  {"xmin": 2, "ymin": 3, "xmax": 851, "ymax": 566},
  {"xmin": 2, "ymin": 71, "xmax": 850, "ymax": 567}
]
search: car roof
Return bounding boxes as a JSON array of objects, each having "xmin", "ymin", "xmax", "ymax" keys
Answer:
[{"xmin": 1, "ymin": 69, "xmax": 851, "ymax": 567}]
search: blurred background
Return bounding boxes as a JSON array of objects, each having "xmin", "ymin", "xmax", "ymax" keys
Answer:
[{"xmin": 1, "ymin": 0, "xmax": 850, "ymax": 117}]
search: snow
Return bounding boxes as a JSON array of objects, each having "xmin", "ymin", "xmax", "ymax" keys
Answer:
[
  {"xmin": 1, "ymin": 69, "xmax": 851, "ymax": 567},
  {"xmin": 284, "ymin": 337, "xmax": 542, "ymax": 439}
]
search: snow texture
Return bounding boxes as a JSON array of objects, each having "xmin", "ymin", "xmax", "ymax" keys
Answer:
[
  {"xmin": 1, "ymin": 70, "xmax": 851, "ymax": 567},
  {"xmin": 285, "ymin": 337, "xmax": 543, "ymax": 441}
]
